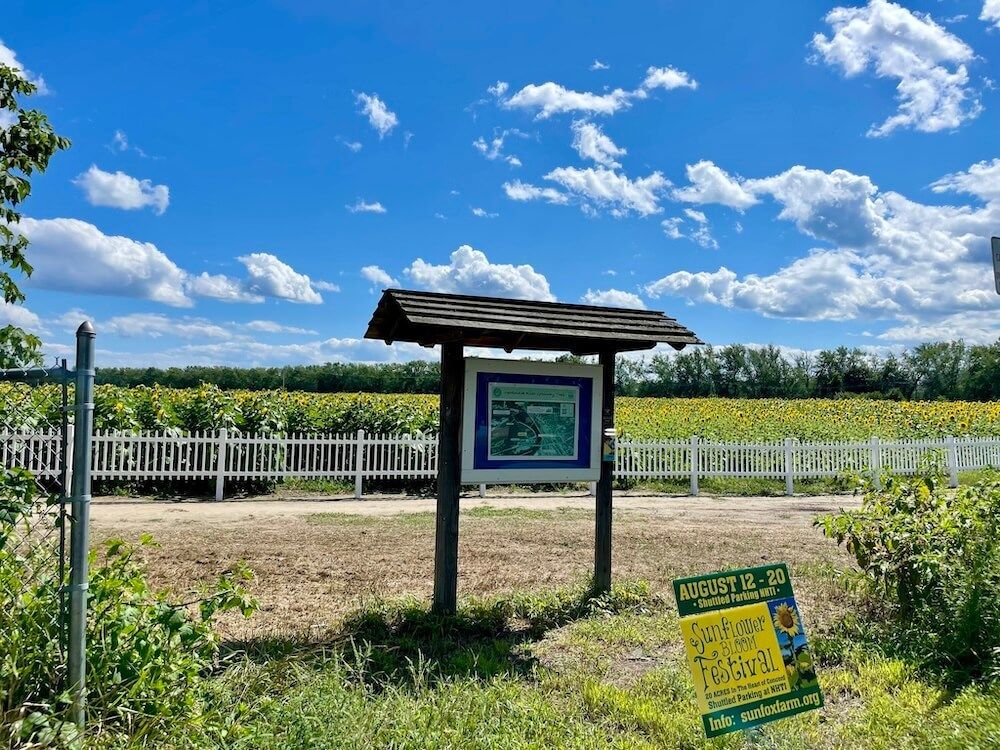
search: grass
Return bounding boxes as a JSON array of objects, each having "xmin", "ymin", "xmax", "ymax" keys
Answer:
[{"xmin": 103, "ymin": 581, "xmax": 1000, "ymax": 749}]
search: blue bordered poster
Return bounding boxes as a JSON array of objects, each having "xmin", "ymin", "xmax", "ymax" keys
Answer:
[{"xmin": 461, "ymin": 358, "xmax": 603, "ymax": 483}]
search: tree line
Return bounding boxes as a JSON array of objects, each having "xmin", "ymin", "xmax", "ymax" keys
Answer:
[{"xmin": 96, "ymin": 339, "xmax": 1000, "ymax": 401}]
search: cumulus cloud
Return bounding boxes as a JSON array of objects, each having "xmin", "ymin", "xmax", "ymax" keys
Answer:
[
  {"xmin": 186, "ymin": 272, "xmax": 264, "ymax": 303},
  {"xmin": 0, "ymin": 39, "xmax": 47, "ymax": 93},
  {"xmin": 661, "ymin": 209, "xmax": 718, "ymax": 249},
  {"xmin": 470, "ymin": 206, "xmax": 498, "ymax": 218},
  {"xmin": 356, "ymin": 92, "xmax": 398, "ymax": 138},
  {"xmin": 580, "ymin": 288, "xmax": 646, "ymax": 309},
  {"xmin": 981, "ymin": 0, "xmax": 1000, "ymax": 29},
  {"xmin": 472, "ymin": 129, "xmax": 524, "ymax": 167},
  {"xmin": 571, "ymin": 121, "xmax": 627, "ymax": 168},
  {"xmin": 503, "ymin": 180, "xmax": 569, "ymax": 205},
  {"xmin": 243, "ymin": 320, "xmax": 317, "ymax": 335},
  {"xmin": 102, "ymin": 313, "xmax": 233, "ymax": 340},
  {"xmin": 361, "ymin": 265, "xmax": 399, "ymax": 288},
  {"xmin": 810, "ymin": 0, "xmax": 981, "ymax": 136},
  {"xmin": 237, "ymin": 253, "xmax": 324, "ymax": 304},
  {"xmin": 73, "ymin": 165, "xmax": 170, "ymax": 214},
  {"xmin": 672, "ymin": 160, "xmax": 758, "ymax": 210},
  {"xmin": 645, "ymin": 158, "xmax": 1000, "ymax": 341},
  {"xmin": 544, "ymin": 166, "xmax": 669, "ymax": 216},
  {"xmin": 590, "ymin": 60, "xmax": 610, "ymax": 71},
  {"xmin": 640, "ymin": 65, "xmax": 698, "ymax": 92},
  {"xmin": 337, "ymin": 137, "xmax": 363, "ymax": 152},
  {"xmin": 498, "ymin": 64, "xmax": 697, "ymax": 119},
  {"xmin": 0, "ymin": 302, "xmax": 44, "ymax": 332},
  {"xmin": 346, "ymin": 199, "xmax": 387, "ymax": 214},
  {"xmin": 405, "ymin": 245, "xmax": 554, "ymax": 301},
  {"xmin": 17, "ymin": 217, "xmax": 191, "ymax": 306}
]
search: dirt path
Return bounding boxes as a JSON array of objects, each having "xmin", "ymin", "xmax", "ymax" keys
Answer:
[{"xmin": 91, "ymin": 492, "xmax": 860, "ymax": 529}]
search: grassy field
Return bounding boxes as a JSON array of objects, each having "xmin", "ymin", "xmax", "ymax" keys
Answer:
[
  {"xmin": 88, "ymin": 493, "xmax": 1000, "ymax": 748},
  {"xmin": 5, "ymin": 383, "xmax": 1000, "ymax": 440}
]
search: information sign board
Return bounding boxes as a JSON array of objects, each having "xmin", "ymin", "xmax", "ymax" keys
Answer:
[
  {"xmin": 461, "ymin": 358, "xmax": 602, "ymax": 483},
  {"xmin": 673, "ymin": 563, "xmax": 823, "ymax": 737}
]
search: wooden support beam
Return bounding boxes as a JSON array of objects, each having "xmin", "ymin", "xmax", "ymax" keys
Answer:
[
  {"xmin": 433, "ymin": 341, "xmax": 464, "ymax": 614},
  {"xmin": 594, "ymin": 350, "xmax": 615, "ymax": 594}
]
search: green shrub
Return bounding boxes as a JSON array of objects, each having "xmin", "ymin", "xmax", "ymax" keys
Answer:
[
  {"xmin": 818, "ymin": 473, "xmax": 1000, "ymax": 679},
  {"xmin": 0, "ymin": 468, "xmax": 257, "ymax": 747}
]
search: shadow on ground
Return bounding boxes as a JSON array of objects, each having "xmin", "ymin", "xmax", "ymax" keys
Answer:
[{"xmin": 221, "ymin": 580, "xmax": 658, "ymax": 687}]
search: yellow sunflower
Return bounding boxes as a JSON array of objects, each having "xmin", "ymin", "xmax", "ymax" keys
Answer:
[{"xmin": 772, "ymin": 603, "xmax": 800, "ymax": 638}]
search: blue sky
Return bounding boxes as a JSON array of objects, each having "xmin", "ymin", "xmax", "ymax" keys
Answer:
[{"xmin": 3, "ymin": 0, "xmax": 999, "ymax": 366}]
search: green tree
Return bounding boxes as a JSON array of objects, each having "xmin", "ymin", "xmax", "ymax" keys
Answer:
[{"xmin": 0, "ymin": 60, "xmax": 70, "ymax": 367}]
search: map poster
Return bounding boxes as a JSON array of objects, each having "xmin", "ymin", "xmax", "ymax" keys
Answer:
[
  {"xmin": 461, "ymin": 358, "xmax": 602, "ymax": 483},
  {"xmin": 673, "ymin": 563, "xmax": 823, "ymax": 738},
  {"xmin": 487, "ymin": 382, "xmax": 579, "ymax": 461}
]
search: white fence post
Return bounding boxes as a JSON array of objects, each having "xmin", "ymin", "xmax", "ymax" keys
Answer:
[
  {"xmin": 690, "ymin": 435, "xmax": 699, "ymax": 496},
  {"xmin": 479, "ymin": 483, "xmax": 486, "ymax": 497},
  {"xmin": 589, "ymin": 481, "xmax": 597, "ymax": 497},
  {"xmin": 946, "ymin": 435, "xmax": 959, "ymax": 488},
  {"xmin": 870, "ymin": 435, "xmax": 882, "ymax": 490},
  {"xmin": 214, "ymin": 428, "xmax": 228, "ymax": 501},
  {"xmin": 784, "ymin": 437, "xmax": 794, "ymax": 496},
  {"xmin": 64, "ymin": 423, "xmax": 75, "ymax": 493},
  {"xmin": 354, "ymin": 429, "xmax": 365, "ymax": 499}
]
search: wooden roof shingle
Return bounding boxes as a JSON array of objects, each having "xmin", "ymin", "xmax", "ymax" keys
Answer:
[{"xmin": 364, "ymin": 288, "xmax": 702, "ymax": 354}]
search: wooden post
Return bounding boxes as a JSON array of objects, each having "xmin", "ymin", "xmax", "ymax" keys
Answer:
[
  {"xmin": 433, "ymin": 342, "xmax": 463, "ymax": 614},
  {"xmin": 214, "ymin": 428, "xmax": 227, "ymax": 501},
  {"xmin": 594, "ymin": 350, "xmax": 615, "ymax": 595}
]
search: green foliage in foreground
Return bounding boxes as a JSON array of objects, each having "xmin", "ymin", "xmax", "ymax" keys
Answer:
[
  {"xmin": 820, "ymin": 473, "xmax": 1000, "ymax": 680},
  {"xmin": 98, "ymin": 582, "xmax": 1000, "ymax": 750},
  {"xmin": 0, "ymin": 467, "xmax": 256, "ymax": 748}
]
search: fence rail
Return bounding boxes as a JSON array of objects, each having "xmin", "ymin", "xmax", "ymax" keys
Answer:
[{"xmin": 4, "ymin": 430, "xmax": 999, "ymax": 499}]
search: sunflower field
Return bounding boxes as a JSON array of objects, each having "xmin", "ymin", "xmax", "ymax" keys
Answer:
[{"xmin": 2, "ymin": 383, "xmax": 999, "ymax": 441}]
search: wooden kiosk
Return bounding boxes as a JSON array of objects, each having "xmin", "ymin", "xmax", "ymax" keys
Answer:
[{"xmin": 365, "ymin": 289, "xmax": 701, "ymax": 614}]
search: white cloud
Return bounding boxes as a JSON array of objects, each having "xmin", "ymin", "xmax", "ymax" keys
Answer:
[
  {"xmin": 504, "ymin": 82, "xmax": 634, "ymax": 118},
  {"xmin": 640, "ymin": 65, "xmax": 698, "ymax": 92},
  {"xmin": 645, "ymin": 158, "xmax": 1000, "ymax": 339},
  {"xmin": 73, "ymin": 165, "xmax": 170, "ymax": 215},
  {"xmin": 672, "ymin": 160, "xmax": 758, "ymax": 210},
  {"xmin": 0, "ymin": 302, "xmax": 44, "ymax": 333},
  {"xmin": 471, "ymin": 207, "xmax": 498, "ymax": 218},
  {"xmin": 237, "ymin": 253, "xmax": 324, "ymax": 305},
  {"xmin": 877, "ymin": 311, "xmax": 999, "ymax": 345},
  {"xmin": 590, "ymin": 60, "xmax": 610, "ymax": 71},
  {"xmin": 102, "ymin": 313, "xmax": 234, "ymax": 340},
  {"xmin": 337, "ymin": 137, "xmax": 363, "ymax": 152},
  {"xmin": 503, "ymin": 180, "xmax": 569, "ymax": 205},
  {"xmin": 580, "ymin": 288, "xmax": 646, "ymax": 309},
  {"xmin": 186, "ymin": 273, "xmax": 264, "ymax": 304},
  {"xmin": 544, "ymin": 166, "xmax": 669, "ymax": 216},
  {"xmin": 472, "ymin": 130, "xmax": 524, "ymax": 167},
  {"xmin": 346, "ymin": 199, "xmax": 387, "ymax": 214},
  {"xmin": 405, "ymin": 245, "xmax": 554, "ymax": 301},
  {"xmin": 930, "ymin": 158, "xmax": 1000, "ymax": 201},
  {"xmin": 17, "ymin": 217, "xmax": 192, "ymax": 307},
  {"xmin": 244, "ymin": 320, "xmax": 317, "ymax": 335},
  {"xmin": 499, "ymin": 64, "xmax": 696, "ymax": 119},
  {"xmin": 571, "ymin": 121, "xmax": 627, "ymax": 168},
  {"xmin": 0, "ymin": 40, "xmax": 47, "ymax": 93},
  {"xmin": 361, "ymin": 265, "xmax": 399, "ymax": 288},
  {"xmin": 661, "ymin": 211, "xmax": 718, "ymax": 249},
  {"xmin": 108, "ymin": 130, "xmax": 152, "ymax": 158},
  {"xmin": 356, "ymin": 92, "xmax": 398, "ymax": 138},
  {"xmin": 981, "ymin": 0, "xmax": 1000, "ymax": 29},
  {"xmin": 313, "ymin": 280, "xmax": 341, "ymax": 292},
  {"xmin": 811, "ymin": 0, "xmax": 981, "ymax": 136}
]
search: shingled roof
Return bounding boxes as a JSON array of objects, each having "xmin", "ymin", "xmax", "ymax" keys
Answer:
[{"xmin": 364, "ymin": 288, "xmax": 702, "ymax": 354}]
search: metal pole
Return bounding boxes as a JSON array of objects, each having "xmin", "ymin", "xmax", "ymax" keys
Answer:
[{"xmin": 68, "ymin": 322, "xmax": 95, "ymax": 730}]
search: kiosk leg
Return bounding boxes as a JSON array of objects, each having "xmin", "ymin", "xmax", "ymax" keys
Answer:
[
  {"xmin": 433, "ymin": 342, "xmax": 463, "ymax": 614},
  {"xmin": 594, "ymin": 350, "xmax": 615, "ymax": 594}
]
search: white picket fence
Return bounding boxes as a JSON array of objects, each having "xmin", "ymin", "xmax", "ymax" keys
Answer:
[{"xmin": 3, "ymin": 429, "xmax": 999, "ymax": 500}]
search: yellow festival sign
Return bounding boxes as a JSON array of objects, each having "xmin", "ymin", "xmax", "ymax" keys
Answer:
[{"xmin": 673, "ymin": 563, "xmax": 823, "ymax": 737}]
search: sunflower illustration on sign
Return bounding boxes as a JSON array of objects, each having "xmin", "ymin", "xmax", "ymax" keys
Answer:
[
  {"xmin": 768, "ymin": 597, "xmax": 818, "ymax": 689},
  {"xmin": 773, "ymin": 602, "xmax": 800, "ymax": 637}
]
